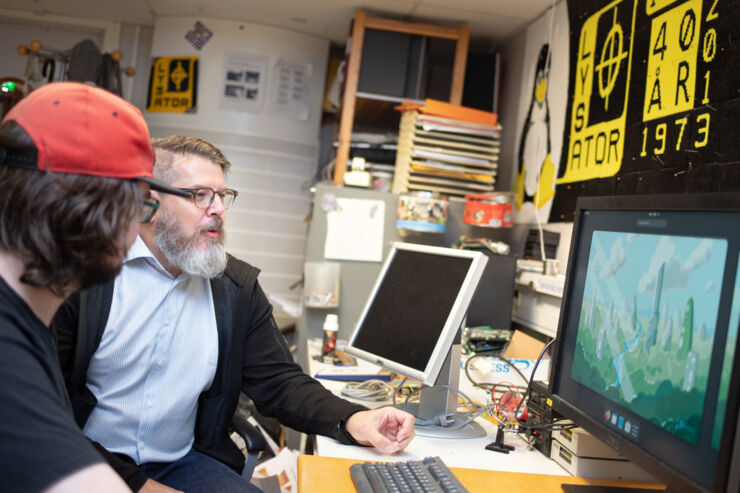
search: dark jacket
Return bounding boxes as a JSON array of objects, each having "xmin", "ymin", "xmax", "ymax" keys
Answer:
[{"xmin": 53, "ymin": 255, "xmax": 366, "ymax": 491}]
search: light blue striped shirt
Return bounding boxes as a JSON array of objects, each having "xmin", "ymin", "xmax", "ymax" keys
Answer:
[{"xmin": 82, "ymin": 236, "xmax": 219, "ymax": 464}]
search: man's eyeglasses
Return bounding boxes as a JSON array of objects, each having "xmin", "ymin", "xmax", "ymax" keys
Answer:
[
  {"xmin": 176, "ymin": 187, "xmax": 239, "ymax": 210},
  {"xmin": 140, "ymin": 198, "xmax": 160, "ymax": 223}
]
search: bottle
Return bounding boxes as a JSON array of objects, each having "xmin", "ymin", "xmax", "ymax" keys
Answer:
[{"xmin": 322, "ymin": 314, "xmax": 338, "ymax": 363}]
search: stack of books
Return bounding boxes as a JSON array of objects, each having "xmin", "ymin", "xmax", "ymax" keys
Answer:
[{"xmin": 391, "ymin": 100, "xmax": 501, "ymax": 198}]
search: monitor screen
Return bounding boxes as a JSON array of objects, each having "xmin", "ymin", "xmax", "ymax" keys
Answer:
[
  {"xmin": 345, "ymin": 242, "xmax": 487, "ymax": 386},
  {"xmin": 550, "ymin": 194, "xmax": 740, "ymax": 492}
]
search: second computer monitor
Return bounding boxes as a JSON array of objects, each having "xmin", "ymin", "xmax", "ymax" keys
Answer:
[{"xmin": 345, "ymin": 242, "xmax": 487, "ymax": 386}]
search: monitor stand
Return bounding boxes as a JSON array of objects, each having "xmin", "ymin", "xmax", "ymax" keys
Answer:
[{"xmin": 398, "ymin": 344, "xmax": 486, "ymax": 439}]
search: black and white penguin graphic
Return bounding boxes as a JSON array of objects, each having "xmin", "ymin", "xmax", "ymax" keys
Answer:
[{"xmin": 513, "ymin": 43, "xmax": 556, "ymax": 213}]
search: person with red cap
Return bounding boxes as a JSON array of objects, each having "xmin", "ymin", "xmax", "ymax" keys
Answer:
[{"xmin": 0, "ymin": 82, "xmax": 188, "ymax": 493}]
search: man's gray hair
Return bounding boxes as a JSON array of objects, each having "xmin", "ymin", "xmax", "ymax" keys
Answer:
[{"xmin": 151, "ymin": 135, "xmax": 231, "ymax": 183}]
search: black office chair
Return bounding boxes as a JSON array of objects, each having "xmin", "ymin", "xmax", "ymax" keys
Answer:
[
  {"xmin": 230, "ymin": 325, "xmax": 294, "ymax": 481},
  {"xmin": 231, "ymin": 409, "xmax": 267, "ymax": 480}
]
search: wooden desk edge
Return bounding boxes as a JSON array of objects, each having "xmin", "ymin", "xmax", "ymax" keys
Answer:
[{"xmin": 297, "ymin": 454, "xmax": 666, "ymax": 493}]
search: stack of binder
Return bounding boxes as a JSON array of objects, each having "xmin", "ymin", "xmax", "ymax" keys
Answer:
[{"xmin": 391, "ymin": 107, "xmax": 501, "ymax": 197}]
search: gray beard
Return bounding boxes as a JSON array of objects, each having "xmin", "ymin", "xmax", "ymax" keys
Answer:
[{"xmin": 152, "ymin": 207, "xmax": 227, "ymax": 279}]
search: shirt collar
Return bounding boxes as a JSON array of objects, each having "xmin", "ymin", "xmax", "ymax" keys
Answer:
[
  {"xmin": 124, "ymin": 236, "xmax": 189, "ymax": 281},
  {"xmin": 124, "ymin": 236, "xmax": 157, "ymax": 264}
]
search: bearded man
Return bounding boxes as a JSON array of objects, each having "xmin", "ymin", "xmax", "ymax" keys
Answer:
[{"xmin": 52, "ymin": 136, "xmax": 415, "ymax": 493}]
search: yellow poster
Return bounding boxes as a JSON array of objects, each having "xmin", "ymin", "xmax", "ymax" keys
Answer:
[
  {"xmin": 146, "ymin": 56, "xmax": 198, "ymax": 113},
  {"xmin": 558, "ymin": 0, "xmax": 637, "ymax": 185},
  {"xmin": 552, "ymin": 0, "xmax": 733, "ymax": 221},
  {"xmin": 643, "ymin": 0, "xmax": 702, "ymax": 121}
]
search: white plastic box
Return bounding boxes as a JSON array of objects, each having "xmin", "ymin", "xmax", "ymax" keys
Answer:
[{"xmin": 551, "ymin": 439, "xmax": 656, "ymax": 482}]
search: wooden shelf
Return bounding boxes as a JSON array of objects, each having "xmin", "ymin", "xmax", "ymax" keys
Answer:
[
  {"xmin": 333, "ymin": 10, "xmax": 469, "ymax": 186},
  {"xmin": 355, "ymin": 91, "xmax": 423, "ymax": 104}
]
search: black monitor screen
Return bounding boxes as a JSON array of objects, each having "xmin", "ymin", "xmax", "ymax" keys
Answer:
[
  {"xmin": 550, "ymin": 195, "xmax": 740, "ymax": 492},
  {"xmin": 351, "ymin": 248, "xmax": 473, "ymax": 373}
]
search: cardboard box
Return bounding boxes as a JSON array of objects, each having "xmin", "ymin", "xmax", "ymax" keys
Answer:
[{"xmin": 504, "ymin": 329, "xmax": 547, "ymax": 360}]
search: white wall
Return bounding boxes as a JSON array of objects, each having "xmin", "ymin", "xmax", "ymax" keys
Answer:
[
  {"xmin": 147, "ymin": 17, "xmax": 330, "ymax": 303},
  {"xmin": 118, "ymin": 23, "xmax": 154, "ymax": 110},
  {"xmin": 147, "ymin": 17, "xmax": 328, "ymax": 143}
]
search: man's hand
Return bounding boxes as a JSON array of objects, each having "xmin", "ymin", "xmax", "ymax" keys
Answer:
[
  {"xmin": 138, "ymin": 479, "xmax": 183, "ymax": 493},
  {"xmin": 345, "ymin": 407, "xmax": 415, "ymax": 454}
]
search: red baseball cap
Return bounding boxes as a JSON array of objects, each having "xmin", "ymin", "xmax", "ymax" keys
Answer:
[{"xmin": 0, "ymin": 82, "xmax": 187, "ymax": 197}]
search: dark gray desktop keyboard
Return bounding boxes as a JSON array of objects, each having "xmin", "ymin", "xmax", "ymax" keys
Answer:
[{"xmin": 349, "ymin": 456, "xmax": 469, "ymax": 493}]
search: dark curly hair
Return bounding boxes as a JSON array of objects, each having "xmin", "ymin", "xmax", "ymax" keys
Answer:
[{"xmin": 0, "ymin": 121, "xmax": 141, "ymax": 296}]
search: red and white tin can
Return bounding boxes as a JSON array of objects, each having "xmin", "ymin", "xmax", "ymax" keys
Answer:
[{"xmin": 463, "ymin": 193, "xmax": 514, "ymax": 228}]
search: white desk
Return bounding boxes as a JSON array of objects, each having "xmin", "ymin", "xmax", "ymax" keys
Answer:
[{"xmin": 306, "ymin": 339, "xmax": 568, "ymax": 476}]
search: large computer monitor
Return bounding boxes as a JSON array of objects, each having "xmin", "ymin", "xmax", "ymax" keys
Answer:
[
  {"xmin": 549, "ymin": 194, "xmax": 740, "ymax": 492},
  {"xmin": 345, "ymin": 242, "xmax": 488, "ymax": 438}
]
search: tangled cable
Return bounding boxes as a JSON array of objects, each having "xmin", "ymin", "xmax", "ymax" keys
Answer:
[{"xmin": 340, "ymin": 379, "xmax": 395, "ymax": 402}]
